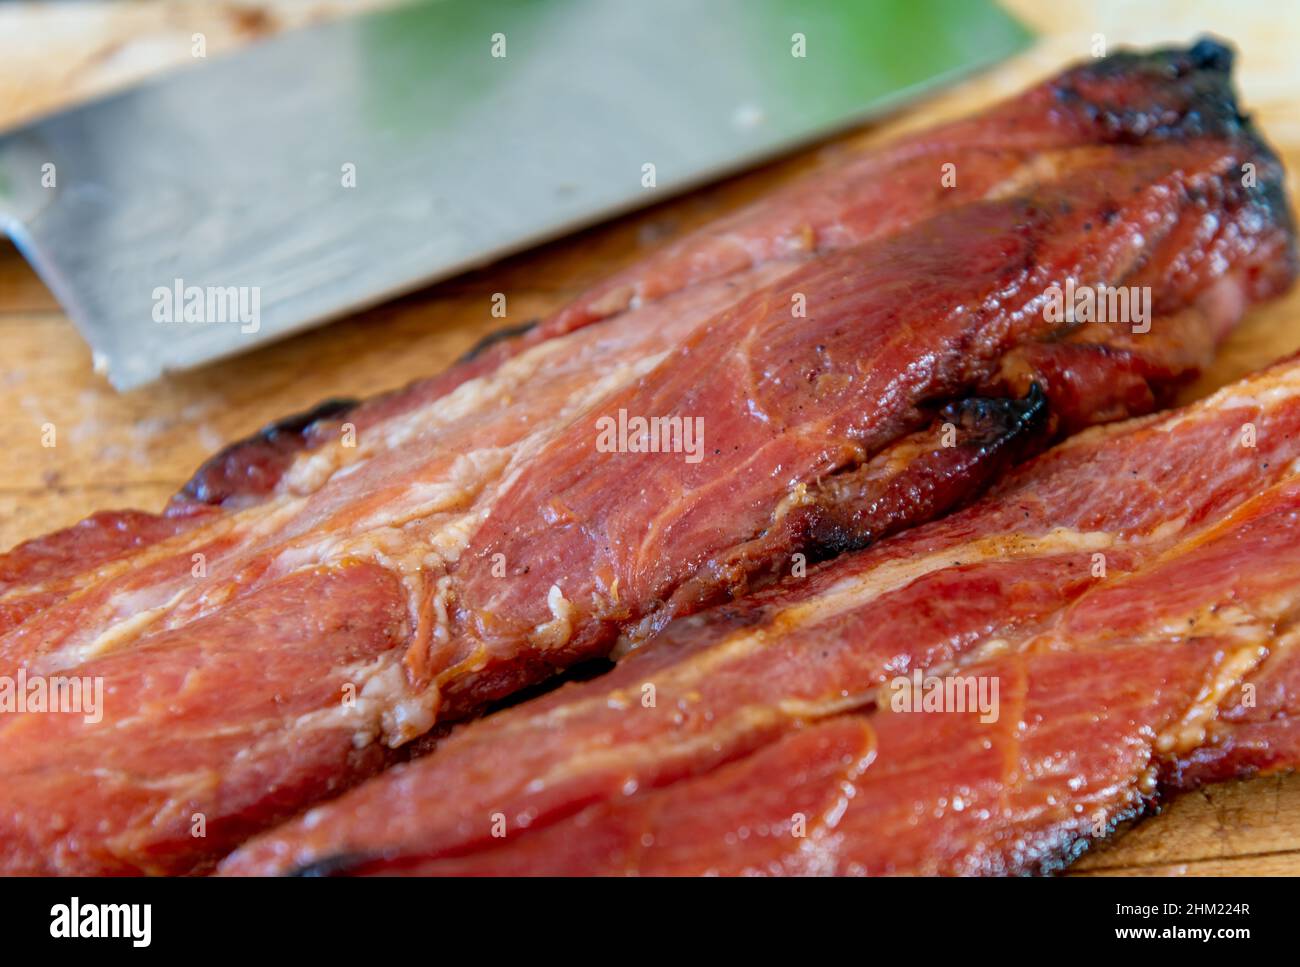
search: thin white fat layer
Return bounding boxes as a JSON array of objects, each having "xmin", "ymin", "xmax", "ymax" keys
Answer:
[
  {"xmin": 1144, "ymin": 602, "xmax": 1265, "ymax": 644},
  {"xmin": 270, "ymin": 656, "xmax": 435, "ymax": 751},
  {"xmin": 30, "ymin": 588, "xmax": 189, "ymax": 675},
  {"xmin": 0, "ymin": 493, "xmax": 307, "ymax": 661},
  {"xmin": 361, "ymin": 660, "xmax": 441, "ymax": 747},
  {"xmin": 483, "ymin": 348, "xmax": 673, "ymax": 508},
  {"xmin": 0, "ymin": 506, "xmax": 235, "ymax": 605},
  {"xmin": 419, "ymin": 513, "xmax": 483, "ymax": 568},
  {"xmin": 1155, "ymin": 362, "xmax": 1300, "ymax": 433},
  {"xmin": 787, "ymin": 527, "xmax": 1114, "ymax": 632},
  {"xmin": 771, "ymin": 482, "xmax": 814, "ymax": 521},
  {"xmin": 383, "ymin": 340, "xmax": 577, "ymax": 446},
  {"xmin": 88, "ymin": 654, "xmax": 401, "ymax": 752},
  {"xmin": 283, "ymin": 445, "xmax": 355, "ymax": 497},
  {"xmin": 33, "ymin": 499, "xmax": 324, "ymax": 671},
  {"xmin": 278, "ymin": 338, "xmax": 572, "ymax": 497},
  {"xmin": 429, "ymin": 574, "xmax": 456, "ymax": 652},
  {"xmin": 984, "ymin": 151, "xmax": 1069, "ymax": 200},
  {"xmin": 1155, "ymin": 640, "xmax": 1270, "ymax": 756},
  {"xmin": 531, "ymin": 585, "xmax": 575, "ymax": 650},
  {"xmin": 1144, "ymin": 516, "xmax": 1188, "ymax": 544},
  {"xmin": 521, "ymin": 704, "xmax": 789, "ymax": 797},
  {"xmin": 340, "ymin": 448, "xmax": 512, "ymax": 538},
  {"xmin": 280, "ymin": 309, "xmax": 636, "ymax": 499}
]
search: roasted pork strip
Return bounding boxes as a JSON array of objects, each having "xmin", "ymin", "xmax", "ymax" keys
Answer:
[
  {"xmin": 1, "ymin": 41, "xmax": 1294, "ymax": 875},
  {"xmin": 165, "ymin": 38, "xmax": 1296, "ymax": 509},
  {"xmin": 220, "ymin": 354, "xmax": 1300, "ymax": 875}
]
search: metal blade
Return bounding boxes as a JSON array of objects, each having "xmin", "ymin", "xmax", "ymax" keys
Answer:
[{"xmin": 0, "ymin": 0, "xmax": 1029, "ymax": 389}]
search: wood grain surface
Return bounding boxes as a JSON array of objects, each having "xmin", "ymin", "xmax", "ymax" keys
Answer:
[{"xmin": 1, "ymin": 0, "xmax": 1298, "ymax": 876}]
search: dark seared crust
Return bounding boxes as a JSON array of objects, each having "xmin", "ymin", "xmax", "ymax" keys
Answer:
[
  {"xmin": 1024, "ymin": 798, "xmax": 1155, "ymax": 877},
  {"xmin": 804, "ymin": 387, "xmax": 1051, "ymax": 559},
  {"xmin": 1051, "ymin": 38, "xmax": 1296, "ymax": 285},
  {"xmin": 175, "ymin": 397, "xmax": 358, "ymax": 508},
  {"xmin": 1050, "ymin": 38, "xmax": 1245, "ymax": 143},
  {"xmin": 290, "ymin": 853, "xmax": 372, "ymax": 878},
  {"xmin": 455, "ymin": 319, "xmax": 538, "ymax": 364},
  {"xmin": 173, "ymin": 322, "xmax": 541, "ymax": 511}
]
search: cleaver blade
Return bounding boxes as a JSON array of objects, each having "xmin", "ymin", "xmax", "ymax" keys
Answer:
[{"xmin": 0, "ymin": 0, "xmax": 1029, "ymax": 389}]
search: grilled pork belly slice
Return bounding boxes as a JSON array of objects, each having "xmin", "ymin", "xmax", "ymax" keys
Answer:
[{"xmin": 223, "ymin": 353, "xmax": 1300, "ymax": 876}]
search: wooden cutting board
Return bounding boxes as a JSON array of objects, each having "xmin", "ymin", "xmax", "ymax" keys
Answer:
[{"xmin": 2, "ymin": 0, "xmax": 1298, "ymax": 875}]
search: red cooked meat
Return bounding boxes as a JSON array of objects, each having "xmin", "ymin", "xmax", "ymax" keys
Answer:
[
  {"xmin": 1, "ymin": 40, "xmax": 1294, "ymax": 874},
  {"xmin": 221, "ymin": 354, "xmax": 1300, "ymax": 875}
]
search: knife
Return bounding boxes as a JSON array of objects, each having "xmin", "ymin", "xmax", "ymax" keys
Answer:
[{"xmin": 0, "ymin": 0, "xmax": 1029, "ymax": 390}]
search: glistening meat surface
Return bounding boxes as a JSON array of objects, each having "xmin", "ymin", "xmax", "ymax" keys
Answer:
[
  {"xmin": 221, "ymin": 355, "xmax": 1300, "ymax": 876},
  {"xmin": 0, "ymin": 41, "xmax": 1294, "ymax": 874}
]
